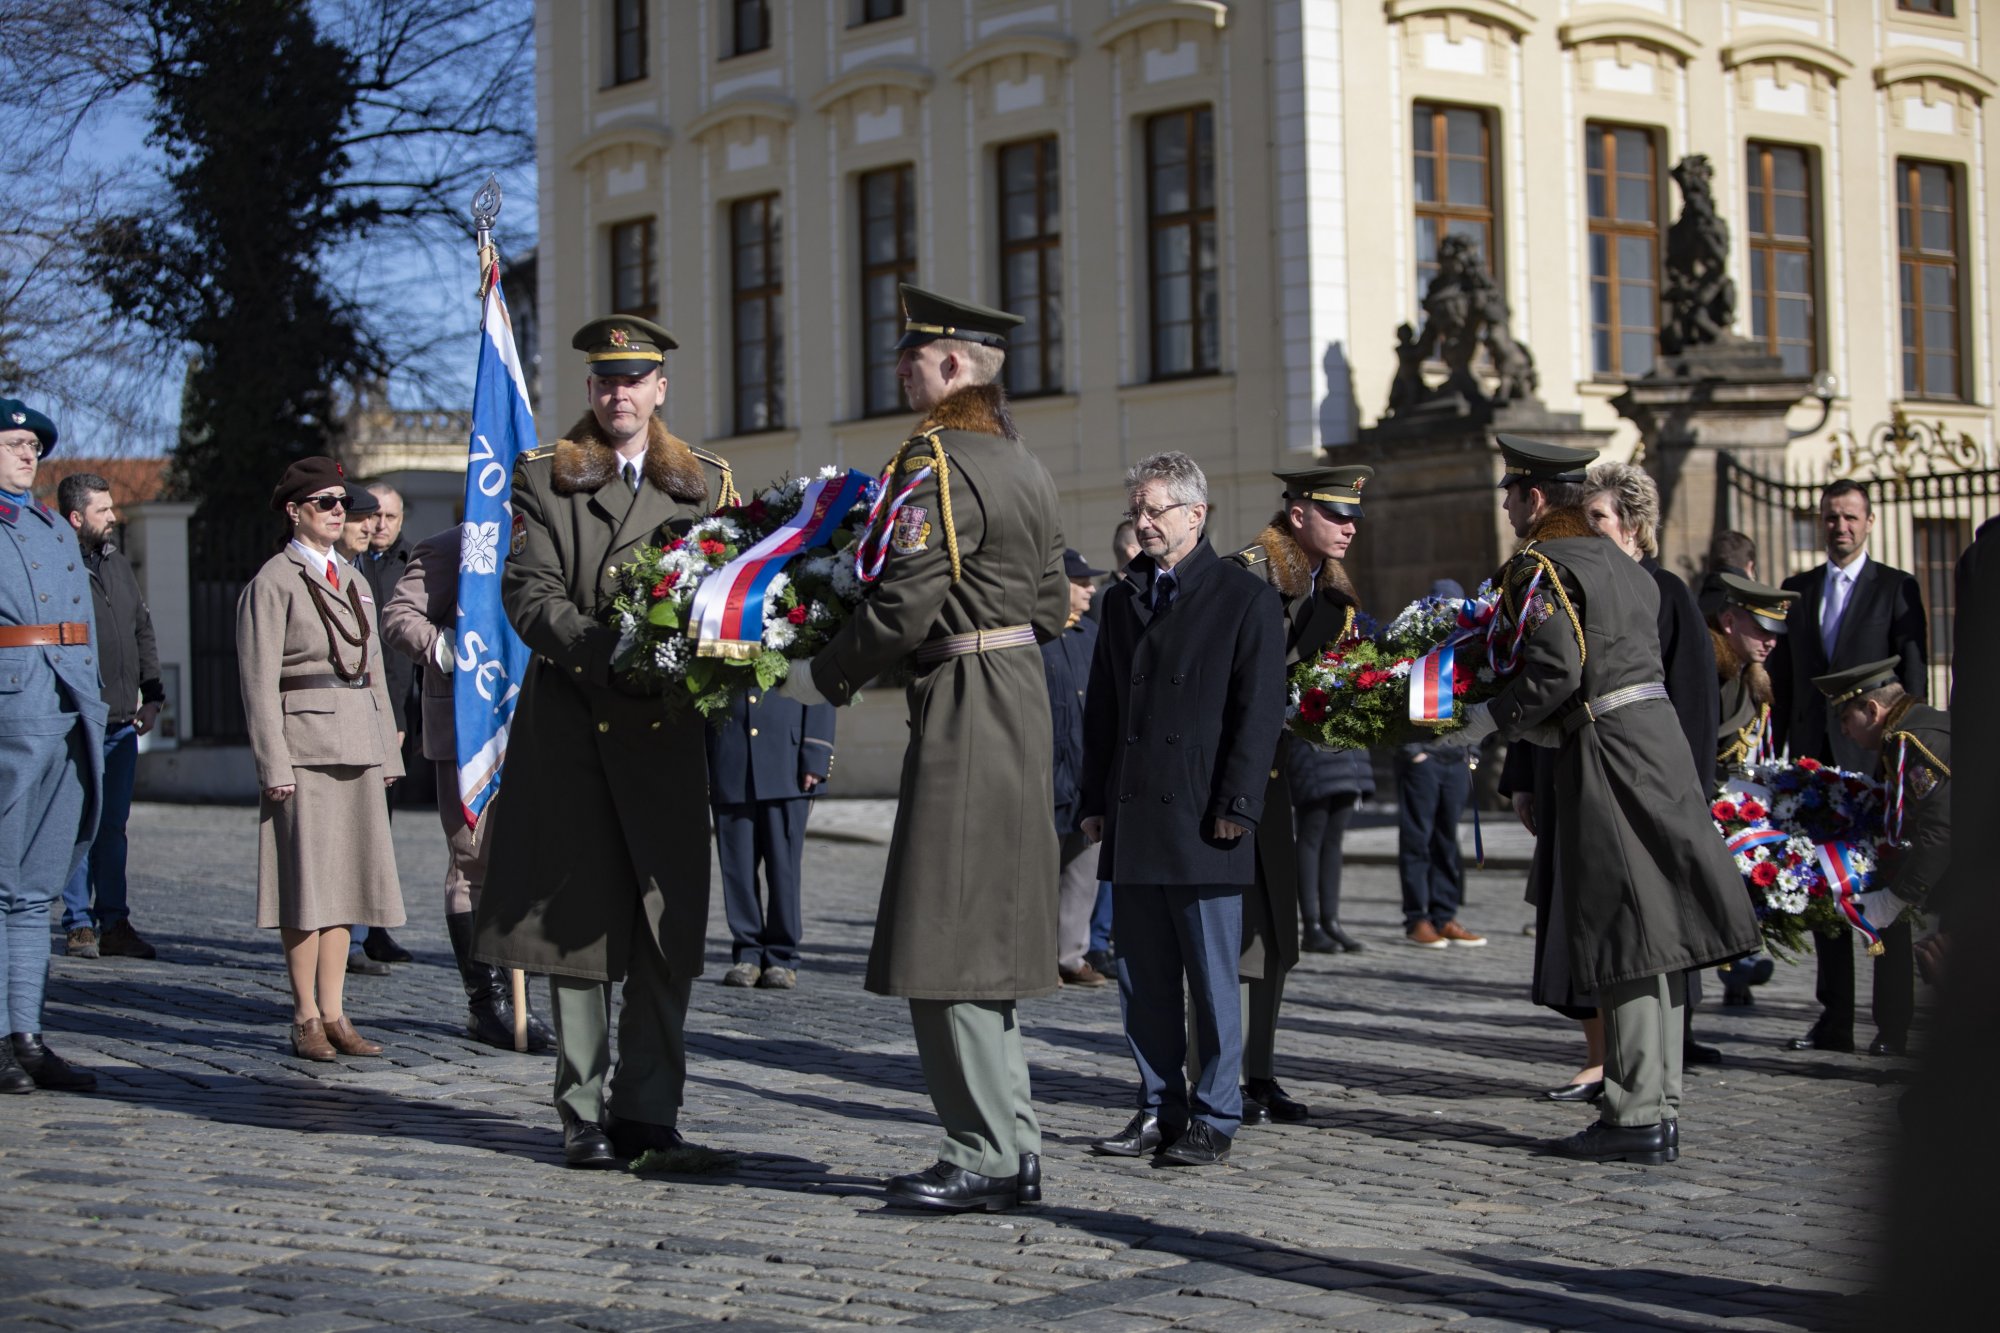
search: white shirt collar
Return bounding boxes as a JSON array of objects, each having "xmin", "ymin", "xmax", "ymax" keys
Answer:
[{"xmin": 1827, "ymin": 549, "xmax": 1869, "ymax": 585}]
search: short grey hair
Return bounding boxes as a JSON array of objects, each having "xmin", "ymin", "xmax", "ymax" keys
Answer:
[
  {"xmin": 367, "ymin": 482, "xmax": 402, "ymax": 503},
  {"xmin": 935, "ymin": 338, "xmax": 1005, "ymax": 386},
  {"xmin": 1585, "ymin": 461, "xmax": 1661, "ymax": 558},
  {"xmin": 1126, "ymin": 451, "xmax": 1209, "ymax": 510}
]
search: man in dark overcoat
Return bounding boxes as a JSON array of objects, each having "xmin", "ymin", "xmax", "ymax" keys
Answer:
[
  {"xmin": 1810, "ymin": 658, "xmax": 1950, "ymax": 1059},
  {"xmin": 0, "ymin": 399, "xmax": 104, "ymax": 1093},
  {"xmin": 1080, "ymin": 451, "xmax": 1285, "ymax": 1169},
  {"xmin": 1440, "ymin": 435, "xmax": 1760, "ymax": 1164},
  {"xmin": 474, "ymin": 316, "xmax": 736, "ymax": 1168},
  {"xmin": 1220, "ymin": 465, "xmax": 1377, "ymax": 1125},
  {"xmin": 705, "ymin": 687, "xmax": 835, "ymax": 991},
  {"xmin": 1769, "ymin": 479, "xmax": 1928, "ymax": 1055},
  {"xmin": 1044, "ymin": 549, "xmax": 1106, "ymax": 988},
  {"xmin": 778, "ymin": 285, "xmax": 1069, "ymax": 1212}
]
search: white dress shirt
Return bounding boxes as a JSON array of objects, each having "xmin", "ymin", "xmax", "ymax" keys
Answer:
[{"xmin": 1820, "ymin": 549, "xmax": 1869, "ymax": 658}]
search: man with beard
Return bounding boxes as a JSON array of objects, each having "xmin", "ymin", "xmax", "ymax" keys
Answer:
[
  {"xmin": 475, "ymin": 315, "xmax": 736, "ymax": 1168},
  {"xmin": 1438, "ymin": 436, "xmax": 1758, "ymax": 1163},
  {"xmin": 779, "ymin": 285, "xmax": 1068, "ymax": 1211},
  {"xmin": 1222, "ymin": 465, "xmax": 1383, "ymax": 1127}
]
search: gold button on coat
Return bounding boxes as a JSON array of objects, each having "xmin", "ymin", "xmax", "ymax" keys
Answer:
[{"xmin": 597, "ymin": 721, "xmax": 609, "ymax": 733}]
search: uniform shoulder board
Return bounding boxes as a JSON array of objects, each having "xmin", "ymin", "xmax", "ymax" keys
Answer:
[
  {"xmin": 689, "ymin": 445, "xmax": 731, "ymax": 470},
  {"xmin": 518, "ymin": 445, "xmax": 556, "ymax": 462},
  {"xmin": 1227, "ymin": 544, "xmax": 1265, "ymax": 567},
  {"xmin": 689, "ymin": 446, "xmax": 739, "ymax": 508}
]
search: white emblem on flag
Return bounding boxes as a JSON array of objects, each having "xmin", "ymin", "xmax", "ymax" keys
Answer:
[{"xmin": 461, "ymin": 521, "xmax": 501, "ymax": 575}]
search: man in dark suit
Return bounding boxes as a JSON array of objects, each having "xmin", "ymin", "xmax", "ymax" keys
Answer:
[
  {"xmin": 706, "ymin": 689, "xmax": 834, "ymax": 991},
  {"xmin": 1080, "ymin": 451, "xmax": 1285, "ymax": 1169},
  {"xmin": 1770, "ymin": 478, "xmax": 1928, "ymax": 1055}
]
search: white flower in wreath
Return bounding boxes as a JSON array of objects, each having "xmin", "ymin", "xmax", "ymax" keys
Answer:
[
  {"xmin": 460, "ymin": 521, "xmax": 501, "ymax": 575},
  {"xmin": 761, "ymin": 571, "xmax": 791, "ymax": 606},
  {"xmin": 1390, "ymin": 659, "xmax": 1414, "ymax": 679},
  {"xmin": 762, "ymin": 617, "xmax": 797, "ymax": 651},
  {"xmin": 829, "ymin": 557, "xmax": 863, "ymax": 601},
  {"xmin": 817, "ymin": 464, "xmax": 842, "ymax": 481}
]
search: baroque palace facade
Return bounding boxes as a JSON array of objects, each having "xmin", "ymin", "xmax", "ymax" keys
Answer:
[{"xmin": 533, "ymin": 0, "xmax": 2000, "ymax": 593}]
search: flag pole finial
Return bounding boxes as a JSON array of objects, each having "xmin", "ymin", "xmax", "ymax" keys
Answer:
[{"xmin": 472, "ymin": 174, "xmax": 503, "ymax": 300}]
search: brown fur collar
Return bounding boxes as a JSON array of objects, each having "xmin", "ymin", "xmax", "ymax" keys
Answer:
[
  {"xmin": 1518, "ymin": 503, "xmax": 1599, "ymax": 550},
  {"xmin": 1254, "ymin": 516, "xmax": 1357, "ymax": 603},
  {"xmin": 919, "ymin": 383, "xmax": 1017, "ymax": 441},
  {"xmin": 1710, "ymin": 627, "xmax": 1773, "ymax": 708},
  {"xmin": 551, "ymin": 414, "xmax": 709, "ymax": 503}
]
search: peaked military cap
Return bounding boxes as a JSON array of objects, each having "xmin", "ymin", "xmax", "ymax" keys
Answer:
[
  {"xmin": 1813, "ymin": 657, "xmax": 1902, "ymax": 708},
  {"xmin": 893, "ymin": 283, "xmax": 1024, "ymax": 350},
  {"xmin": 1495, "ymin": 434, "xmax": 1598, "ymax": 490},
  {"xmin": 573, "ymin": 315, "xmax": 678, "ymax": 377},
  {"xmin": 1276, "ymin": 464, "xmax": 1372, "ymax": 519},
  {"xmin": 270, "ymin": 456, "xmax": 347, "ymax": 512},
  {"xmin": 0, "ymin": 397, "xmax": 58, "ymax": 457},
  {"xmin": 1716, "ymin": 572, "xmax": 1798, "ymax": 634}
]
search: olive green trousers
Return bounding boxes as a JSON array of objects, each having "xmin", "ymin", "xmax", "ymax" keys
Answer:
[
  {"xmin": 908, "ymin": 999, "xmax": 1040, "ymax": 1177},
  {"xmin": 548, "ymin": 961, "xmax": 692, "ymax": 1129},
  {"xmin": 1600, "ymin": 970, "xmax": 1686, "ymax": 1128}
]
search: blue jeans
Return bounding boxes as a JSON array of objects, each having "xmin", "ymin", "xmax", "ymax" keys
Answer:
[
  {"xmin": 1089, "ymin": 880, "xmax": 1114, "ymax": 953},
  {"xmin": 61, "ymin": 724, "xmax": 137, "ymax": 932}
]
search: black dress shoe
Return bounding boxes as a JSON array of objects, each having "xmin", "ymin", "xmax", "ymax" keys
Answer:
[
  {"xmin": 1301, "ymin": 923, "xmax": 1338, "ymax": 954},
  {"xmin": 1246, "ymin": 1078, "xmax": 1310, "ymax": 1123},
  {"xmin": 1722, "ymin": 984, "xmax": 1754, "ymax": 1007},
  {"xmin": 610, "ymin": 1116, "xmax": 687, "ymax": 1159},
  {"xmin": 1327, "ymin": 924, "xmax": 1365, "ymax": 953},
  {"xmin": 1016, "ymin": 1152, "xmax": 1041, "ymax": 1205},
  {"xmin": 1666, "ymin": 1119, "xmax": 1680, "ymax": 1162},
  {"xmin": 1786, "ymin": 1030, "xmax": 1855, "ymax": 1053},
  {"xmin": 1157, "ymin": 1119, "xmax": 1231, "ymax": 1166},
  {"xmin": 1083, "ymin": 949, "xmax": 1116, "ymax": 975},
  {"xmin": 0, "ymin": 1042, "xmax": 35, "ymax": 1095},
  {"xmin": 1548, "ymin": 1119, "xmax": 1672, "ymax": 1165},
  {"xmin": 1868, "ymin": 1034, "xmax": 1910, "ymax": 1058},
  {"xmin": 9, "ymin": 1035, "xmax": 95, "ymax": 1092},
  {"xmin": 363, "ymin": 928, "xmax": 414, "ymax": 963},
  {"xmin": 1091, "ymin": 1110, "xmax": 1176, "ymax": 1157},
  {"xmin": 1684, "ymin": 1040, "xmax": 1723, "ymax": 1066},
  {"xmin": 1541, "ymin": 1079, "xmax": 1605, "ymax": 1103},
  {"xmin": 346, "ymin": 953, "xmax": 390, "ymax": 977},
  {"xmin": 1239, "ymin": 1090, "xmax": 1272, "ymax": 1127},
  {"xmin": 557, "ymin": 1106, "xmax": 621, "ymax": 1169},
  {"xmin": 883, "ymin": 1160, "xmax": 1018, "ymax": 1212}
]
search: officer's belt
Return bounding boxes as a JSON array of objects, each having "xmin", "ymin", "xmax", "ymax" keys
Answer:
[
  {"xmin": 1560, "ymin": 681, "xmax": 1668, "ymax": 736},
  {"xmin": 913, "ymin": 624, "xmax": 1036, "ymax": 666},
  {"xmin": 278, "ymin": 673, "xmax": 373, "ymax": 692},
  {"xmin": 0, "ymin": 622, "xmax": 90, "ymax": 648}
]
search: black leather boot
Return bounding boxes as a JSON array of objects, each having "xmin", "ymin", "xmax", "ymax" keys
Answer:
[
  {"xmin": 0, "ymin": 1039, "xmax": 34, "ymax": 1094},
  {"xmin": 446, "ymin": 912, "xmax": 554, "ymax": 1052},
  {"xmin": 9, "ymin": 1034, "xmax": 96, "ymax": 1092}
]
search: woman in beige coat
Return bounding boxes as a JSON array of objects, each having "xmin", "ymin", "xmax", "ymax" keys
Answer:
[{"xmin": 236, "ymin": 457, "xmax": 405, "ymax": 1060}]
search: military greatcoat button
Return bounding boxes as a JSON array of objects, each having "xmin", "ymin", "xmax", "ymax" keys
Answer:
[
  {"xmin": 597, "ymin": 721, "xmax": 609, "ymax": 733},
  {"xmin": 1126, "ymin": 733, "xmax": 1138, "ymax": 744},
  {"xmin": 1119, "ymin": 793, "xmax": 1131, "ymax": 803},
  {"xmin": 1172, "ymin": 674, "xmax": 1184, "ymax": 684},
  {"xmin": 1162, "ymin": 792, "xmax": 1174, "ymax": 803},
  {"xmin": 574, "ymin": 666, "xmax": 583, "ymax": 674},
  {"xmin": 748, "ymin": 694, "xmax": 759, "ymax": 704},
  {"xmin": 1166, "ymin": 733, "xmax": 1178, "ymax": 743},
  {"xmin": 1132, "ymin": 673, "xmax": 1144, "ymax": 684},
  {"xmin": 750, "ymin": 727, "xmax": 759, "ymax": 737},
  {"xmin": 650, "ymin": 721, "xmax": 661, "ymax": 729},
  {"xmin": 1232, "ymin": 796, "xmax": 1248, "ymax": 811}
]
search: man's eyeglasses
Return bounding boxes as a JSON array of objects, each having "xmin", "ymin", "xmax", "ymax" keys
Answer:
[
  {"xmin": 300, "ymin": 494, "xmax": 347, "ymax": 513},
  {"xmin": 0, "ymin": 436, "xmax": 47, "ymax": 458},
  {"xmin": 1123, "ymin": 502, "xmax": 1191, "ymax": 526}
]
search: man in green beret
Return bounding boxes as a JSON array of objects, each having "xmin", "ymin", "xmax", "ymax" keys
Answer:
[
  {"xmin": 779, "ymin": 284, "xmax": 1070, "ymax": 1211},
  {"xmin": 1810, "ymin": 657, "xmax": 1949, "ymax": 1058},
  {"xmin": 1221, "ymin": 463, "xmax": 1377, "ymax": 1127},
  {"xmin": 474, "ymin": 315, "xmax": 738, "ymax": 1168}
]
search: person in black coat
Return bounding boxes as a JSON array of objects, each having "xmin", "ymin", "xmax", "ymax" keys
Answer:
[
  {"xmin": 1769, "ymin": 479, "xmax": 1928, "ymax": 1055},
  {"xmin": 706, "ymin": 688, "xmax": 835, "ymax": 990},
  {"xmin": 1586, "ymin": 463, "xmax": 1722, "ymax": 1065},
  {"xmin": 1079, "ymin": 452, "xmax": 1285, "ymax": 1168},
  {"xmin": 1045, "ymin": 549, "xmax": 1107, "ymax": 987}
]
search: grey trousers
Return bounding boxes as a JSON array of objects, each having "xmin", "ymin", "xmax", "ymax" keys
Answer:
[
  {"xmin": 1056, "ymin": 832, "xmax": 1097, "ymax": 971},
  {"xmin": 908, "ymin": 998, "xmax": 1040, "ymax": 1177},
  {"xmin": 1186, "ymin": 970, "xmax": 1288, "ymax": 1085},
  {"xmin": 548, "ymin": 954, "xmax": 692, "ymax": 1128},
  {"xmin": 1600, "ymin": 971, "xmax": 1686, "ymax": 1128}
]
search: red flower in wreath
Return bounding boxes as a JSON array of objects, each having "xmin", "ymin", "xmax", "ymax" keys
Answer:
[
  {"xmin": 699, "ymin": 537, "xmax": 727, "ymax": 557},
  {"xmin": 1797, "ymin": 757, "xmax": 1822, "ymax": 771},
  {"xmin": 1749, "ymin": 862, "xmax": 1779, "ymax": 888},
  {"xmin": 786, "ymin": 603, "xmax": 809, "ymax": 625},
  {"xmin": 1738, "ymin": 797, "xmax": 1767, "ymax": 821},
  {"xmin": 1452, "ymin": 674, "xmax": 1471, "ymax": 696},
  {"xmin": 1299, "ymin": 687, "xmax": 1329, "ymax": 723},
  {"xmin": 1711, "ymin": 800, "xmax": 1739, "ymax": 822},
  {"xmin": 1354, "ymin": 668, "xmax": 1390, "ymax": 690}
]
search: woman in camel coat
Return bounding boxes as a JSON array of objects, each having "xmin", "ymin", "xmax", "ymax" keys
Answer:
[{"xmin": 236, "ymin": 457, "xmax": 405, "ymax": 1061}]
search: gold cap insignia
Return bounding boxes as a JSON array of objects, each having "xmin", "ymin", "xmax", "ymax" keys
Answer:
[
  {"xmin": 608, "ymin": 328, "xmax": 630, "ymax": 348},
  {"xmin": 1351, "ymin": 476, "xmax": 1366, "ymax": 494}
]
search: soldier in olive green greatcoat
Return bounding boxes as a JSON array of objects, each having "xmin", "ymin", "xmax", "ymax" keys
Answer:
[
  {"xmin": 779, "ymin": 285, "xmax": 1069, "ymax": 1213},
  {"xmin": 474, "ymin": 316, "xmax": 736, "ymax": 1169},
  {"xmin": 1220, "ymin": 465, "xmax": 1374, "ymax": 1127}
]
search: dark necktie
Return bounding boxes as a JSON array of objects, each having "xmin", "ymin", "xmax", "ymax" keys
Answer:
[
  {"xmin": 1153, "ymin": 573, "xmax": 1177, "ymax": 614},
  {"xmin": 625, "ymin": 461, "xmax": 640, "ymax": 494}
]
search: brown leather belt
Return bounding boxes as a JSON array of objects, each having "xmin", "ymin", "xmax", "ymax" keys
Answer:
[
  {"xmin": 279, "ymin": 673, "xmax": 372, "ymax": 692},
  {"xmin": 913, "ymin": 624, "xmax": 1037, "ymax": 666},
  {"xmin": 0, "ymin": 622, "xmax": 90, "ymax": 648}
]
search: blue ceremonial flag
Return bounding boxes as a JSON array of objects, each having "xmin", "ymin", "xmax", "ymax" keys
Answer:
[{"xmin": 453, "ymin": 278, "xmax": 537, "ymax": 826}]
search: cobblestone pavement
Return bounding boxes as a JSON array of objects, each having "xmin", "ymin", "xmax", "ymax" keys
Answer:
[{"xmin": 3, "ymin": 801, "xmax": 1900, "ymax": 1331}]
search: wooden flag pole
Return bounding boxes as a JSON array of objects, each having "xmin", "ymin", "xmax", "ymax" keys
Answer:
[{"xmin": 511, "ymin": 970, "xmax": 529, "ymax": 1053}]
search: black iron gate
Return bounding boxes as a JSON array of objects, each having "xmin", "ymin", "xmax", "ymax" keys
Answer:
[
  {"xmin": 1718, "ymin": 411, "xmax": 1998, "ymax": 703},
  {"xmin": 188, "ymin": 514, "xmax": 287, "ymax": 742}
]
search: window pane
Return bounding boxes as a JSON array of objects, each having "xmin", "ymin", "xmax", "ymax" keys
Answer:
[
  {"xmin": 1922, "ymin": 264, "xmax": 1955, "ymax": 307},
  {"xmin": 1617, "ymin": 235, "xmax": 1653, "ymax": 280},
  {"xmin": 1921, "ymin": 209, "xmax": 1952, "ymax": 253},
  {"xmin": 1156, "ymin": 323, "xmax": 1191, "ymax": 377},
  {"xmin": 1447, "ymin": 159, "xmax": 1486, "ymax": 206},
  {"xmin": 1152, "ymin": 158, "xmax": 1189, "ymax": 216},
  {"xmin": 1926, "ymin": 352, "xmax": 1956, "ymax": 398},
  {"xmin": 1590, "ymin": 281, "xmax": 1611, "ymax": 326},
  {"xmin": 1780, "ymin": 342, "xmax": 1809, "ymax": 377},
  {"xmin": 1413, "ymin": 160, "xmax": 1437, "ymax": 205},
  {"xmin": 1774, "ymin": 250, "xmax": 1810, "ymax": 295},
  {"xmin": 1622, "ymin": 332, "xmax": 1654, "ymax": 376},
  {"xmin": 1002, "ymin": 144, "xmax": 1036, "ymax": 194},
  {"xmin": 1778, "ymin": 297, "xmax": 1810, "ymax": 342},
  {"xmin": 735, "ymin": 240, "xmax": 765, "ymax": 291},
  {"xmin": 1771, "ymin": 148, "xmax": 1806, "ymax": 193},
  {"xmin": 1412, "ymin": 108, "xmax": 1434, "ymax": 153},
  {"xmin": 1620, "ymin": 281, "xmax": 1652, "ymax": 328},
  {"xmin": 1588, "ymin": 233, "xmax": 1609, "ymax": 278},
  {"xmin": 1751, "ymin": 298, "xmax": 1769, "ymax": 338},
  {"xmin": 1924, "ymin": 307, "xmax": 1955, "ymax": 350},
  {"xmin": 1005, "ymin": 250, "xmax": 1040, "ymax": 302},
  {"xmin": 1445, "ymin": 109, "xmax": 1482, "ymax": 157},
  {"xmin": 1155, "ymin": 225, "xmax": 1191, "ymax": 277},
  {"xmin": 1593, "ymin": 329, "xmax": 1611, "ymax": 371},
  {"xmin": 1586, "ymin": 173, "xmax": 1606, "ymax": 220},
  {"xmin": 1154, "ymin": 274, "xmax": 1191, "ymax": 324},
  {"xmin": 1920, "ymin": 165, "xmax": 1950, "ymax": 209},
  {"xmin": 1616, "ymin": 176, "xmax": 1651, "ymax": 222}
]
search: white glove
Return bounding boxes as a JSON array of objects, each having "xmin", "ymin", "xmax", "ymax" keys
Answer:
[
  {"xmin": 431, "ymin": 627, "xmax": 456, "ymax": 673},
  {"xmin": 777, "ymin": 666, "xmax": 827, "ymax": 707},
  {"xmin": 1853, "ymin": 888, "xmax": 1907, "ymax": 931},
  {"xmin": 1434, "ymin": 701, "xmax": 1497, "ymax": 749}
]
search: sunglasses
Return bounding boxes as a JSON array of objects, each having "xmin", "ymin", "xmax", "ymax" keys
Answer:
[{"xmin": 299, "ymin": 494, "xmax": 347, "ymax": 513}]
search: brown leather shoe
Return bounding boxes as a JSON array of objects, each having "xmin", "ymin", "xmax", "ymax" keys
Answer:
[
  {"xmin": 291, "ymin": 1019, "xmax": 337, "ymax": 1061},
  {"xmin": 1060, "ymin": 963, "xmax": 1109, "ymax": 988},
  {"xmin": 66, "ymin": 928, "xmax": 99, "ymax": 959},
  {"xmin": 1438, "ymin": 921, "xmax": 1487, "ymax": 947},
  {"xmin": 321, "ymin": 1015, "xmax": 383, "ymax": 1056},
  {"xmin": 1402, "ymin": 921, "xmax": 1448, "ymax": 949}
]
